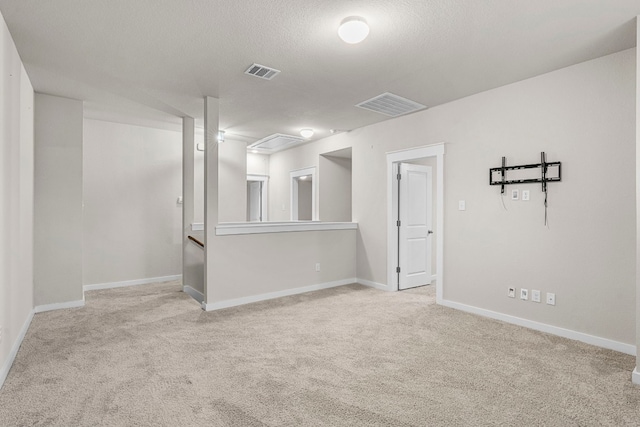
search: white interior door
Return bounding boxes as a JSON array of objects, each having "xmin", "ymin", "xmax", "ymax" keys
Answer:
[
  {"xmin": 398, "ymin": 163, "xmax": 433, "ymax": 290},
  {"xmin": 247, "ymin": 181, "xmax": 262, "ymax": 221}
]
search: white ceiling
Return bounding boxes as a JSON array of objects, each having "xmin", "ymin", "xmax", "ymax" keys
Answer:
[{"xmin": 1, "ymin": 0, "xmax": 638, "ymax": 145}]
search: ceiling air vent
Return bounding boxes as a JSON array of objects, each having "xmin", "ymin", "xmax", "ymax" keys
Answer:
[
  {"xmin": 355, "ymin": 92, "xmax": 426, "ymax": 117},
  {"xmin": 248, "ymin": 133, "xmax": 306, "ymax": 153},
  {"xmin": 245, "ymin": 63, "xmax": 281, "ymax": 80}
]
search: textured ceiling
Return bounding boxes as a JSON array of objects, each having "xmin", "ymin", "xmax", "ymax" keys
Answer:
[{"xmin": 0, "ymin": 0, "xmax": 638, "ymax": 145}]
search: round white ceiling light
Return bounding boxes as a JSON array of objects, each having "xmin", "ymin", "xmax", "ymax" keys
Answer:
[
  {"xmin": 300, "ymin": 129, "xmax": 314, "ymax": 138},
  {"xmin": 338, "ymin": 16, "xmax": 369, "ymax": 44}
]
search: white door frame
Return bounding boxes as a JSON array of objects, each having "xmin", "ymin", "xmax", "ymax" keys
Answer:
[
  {"xmin": 387, "ymin": 143, "xmax": 445, "ymax": 303},
  {"xmin": 290, "ymin": 167, "xmax": 317, "ymax": 221},
  {"xmin": 247, "ymin": 174, "xmax": 268, "ymax": 221}
]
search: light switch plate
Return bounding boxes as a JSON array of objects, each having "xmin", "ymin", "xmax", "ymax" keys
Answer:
[
  {"xmin": 531, "ymin": 289, "xmax": 541, "ymax": 303},
  {"xmin": 511, "ymin": 189, "xmax": 519, "ymax": 200},
  {"xmin": 458, "ymin": 200, "xmax": 466, "ymax": 211}
]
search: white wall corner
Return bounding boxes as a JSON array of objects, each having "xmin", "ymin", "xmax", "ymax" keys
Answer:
[
  {"xmin": 183, "ymin": 285, "xmax": 204, "ymax": 303},
  {"xmin": 633, "ymin": 367, "xmax": 640, "ymax": 385},
  {"xmin": 440, "ymin": 299, "xmax": 636, "ymax": 356},
  {"xmin": 0, "ymin": 310, "xmax": 35, "ymax": 390},
  {"xmin": 356, "ymin": 278, "xmax": 391, "ymax": 291},
  {"xmin": 203, "ymin": 278, "xmax": 356, "ymax": 311},
  {"xmin": 83, "ymin": 274, "xmax": 182, "ymax": 292},
  {"xmin": 34, "ymin": 299, "xmax": 85, "ymax": 314}
]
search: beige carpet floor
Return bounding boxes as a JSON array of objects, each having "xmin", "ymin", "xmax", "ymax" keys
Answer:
[{"xmin": 0, "ymin": 281, "xmax": 639, "ymax": 426}]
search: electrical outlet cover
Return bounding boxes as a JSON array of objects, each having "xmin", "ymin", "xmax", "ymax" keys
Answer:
[
  {"xmin": 520, "ymin": 288, "xmax": 528, "ymax": 300},
  {"xmin": 546, "ymin": 292, "xmax": 556, "ymax": 306},
  {"xmin": 511, "ymin": 189, "xmax": 519, "ymax": 200},
  {"xmin": 508, "ymin": 287, "xmax": 515, "ymax": 298}
]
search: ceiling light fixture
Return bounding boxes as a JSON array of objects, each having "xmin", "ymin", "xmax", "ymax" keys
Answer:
[
  {"xmin": 300, "ymin": 129, "xmax": 314, "ymax": 138},
  {"xmin": 338, "ymin": 16, "xmax": 369, "ymax": 44}
]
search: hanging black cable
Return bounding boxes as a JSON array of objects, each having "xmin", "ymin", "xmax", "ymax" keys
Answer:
[{"xmin": 544, "ymin": 188, "xmax": 548, "ymax": 227}]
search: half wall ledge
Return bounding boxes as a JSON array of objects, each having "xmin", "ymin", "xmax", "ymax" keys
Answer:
[{"xmin": 215, "ymin": 221, "xmax": 357, "ymax": 236}]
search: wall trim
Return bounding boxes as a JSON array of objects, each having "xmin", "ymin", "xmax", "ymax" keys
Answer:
[
  {"xmin": 216, "ymin": 221, "xmax": 357, "ymax": 236},
  {"xmin": 633, "ymin": 367, "xmax": 640, "ymax": 385},
  {"xmin": 0, "ymin": 310, "xmax": 35, "ymax": 390},
  {"xmin": 440, "ymin": 299, "xmax": 636, "ymax": 356},
  {"xmin": 183, "ymin": 285, "xmax": 204, "ymax": 303},
  {"xmin": 202, "ymin": 278, "xmax": 356, "ymax": 311},
  {"xmin": 83, "ymin": 274, "xmax": 182, "ymax": 292},
  {"xmin": 357, "ymin": 278, "xmax": 390, "ymax": 291},
  {"xmin": 35, "ymin": 299, "xmax": 85, "ymax": 314}
]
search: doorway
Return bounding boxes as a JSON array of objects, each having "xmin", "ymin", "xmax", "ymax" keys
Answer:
[
  {"xmin": 387, "ymin": 144, "xmax": 445, "ymax": 303},
  {"xmin": 247, "ymin": 174, "xmax": 268, "ymax": 222},
  {"xmin": 290, "ymin": 167, "xmax": 317, "ymax": 221}
]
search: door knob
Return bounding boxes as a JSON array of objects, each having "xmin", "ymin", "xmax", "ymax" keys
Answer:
[{"xmin": 427, "ymin": 230, "xmax": 433, "ymax": 235}]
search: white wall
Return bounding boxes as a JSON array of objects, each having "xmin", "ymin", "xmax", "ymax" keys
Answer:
[
  {"xmin": 269, "ymin": 49, "xmax": 636, "ymax": 346},
  {"xmin": 194, "ymin": 130, "xmax": 205, "ymax": 224},
  {"xmin": 319, "ymin": 154, "xmax": 352, "ymax": 222},
  {"xmin": 247, "ymin": 152, "xmax": 269, "ymax": 176},
  {"xmin": 207, "ymin": 230, "xmax": 356, "ymax": 304},
  {"xmin": 0, "ymin": 10, "xmax": 34, "ymax": 386},
  {"xmin": 34, "ymin": 94, "xmax": 84, "ymax": 306},
  {"xmin": 83, "ymin": 119, "xmax": 182, "ymax": 286},
  {"xmin": 218, "ymin": 140, "xmax": 247, "ymax": 223}
]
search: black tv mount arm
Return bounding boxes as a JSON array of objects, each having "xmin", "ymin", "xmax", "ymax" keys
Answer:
[{"xmin": 489, "ymin": 152, "xmax": 561, "ymax": 194}]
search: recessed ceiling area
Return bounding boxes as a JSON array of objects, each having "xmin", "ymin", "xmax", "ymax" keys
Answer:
[
  {"xmin": 0, "ymin": 0, "xmax": 638, "ymax": 150},
  {"xmin": 247, "ymin": 133, "xmax": 307, "ymax": 154}
]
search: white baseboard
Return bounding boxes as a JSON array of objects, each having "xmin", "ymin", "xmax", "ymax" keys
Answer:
[
  {"xmin": 633, "ymin": 367, "xmax": 640, "ymax": 385},
  {"xmin": 83, "ymin": 274, "xmax": 182, "ymax": 292},
  {"xmin": 440, "ymin": 299, "xmax": 636, "ymax": 356},
  {"xmin": 35, "ymin": 299, "xmax": 85, "ymax": 314},
  {"xmin": 0, "ymin": 309, "xmax": 34, "ymax": 389},
  {"xmin": 203, "ymin": 278, "xmax": 357, "ymax": 311},
  {"xmin": 183, "ymin": 285, "xmax": 204, "ymax": 303},
  {"xmin": 356, "ymin": 278, "xmax": 390, "ymax": 291}
]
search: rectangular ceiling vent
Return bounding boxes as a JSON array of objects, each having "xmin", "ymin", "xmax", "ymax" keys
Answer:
[
  {"xmin": 355, "ymin": 92, "xmax": 426, "ymax": 117},
  {"xmin": 248, "ymin": 133, "xmax": 306, "ymax": 153},
  {"xmin": 245, "ymin": 63, "xmax": 281, "ymax": 80}
]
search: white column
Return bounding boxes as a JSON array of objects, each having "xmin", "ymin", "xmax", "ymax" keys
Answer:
[
  {"xmin": 634, "ymin": 16, "xmax": 640, "ymax": 386},
  {"xmin": 204, "ymin": 97, "xmax": 220, "ymax": 306}
]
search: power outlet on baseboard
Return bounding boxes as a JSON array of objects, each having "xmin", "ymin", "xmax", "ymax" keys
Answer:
[{"xmin": 508, "ymin": 287, "xmax": 516, "ymax": 298}]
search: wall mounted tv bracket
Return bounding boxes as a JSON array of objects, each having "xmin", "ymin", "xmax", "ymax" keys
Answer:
[{"xmin": 489, "ymin": 152, "xmax": 561, "ymax": 194}]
